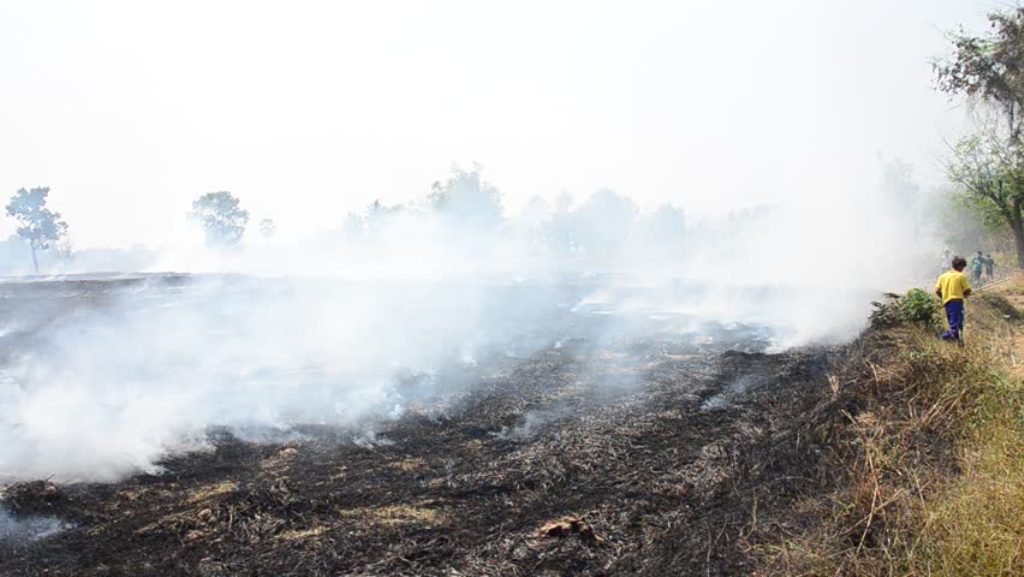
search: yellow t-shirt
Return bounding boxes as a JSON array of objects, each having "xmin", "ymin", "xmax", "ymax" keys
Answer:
[{"xmin": 935, "ymin": 270, "xmax": 971, "ymax": 305}]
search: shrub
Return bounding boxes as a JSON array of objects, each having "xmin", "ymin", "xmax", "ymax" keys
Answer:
[
  {"xmin": 901, "ymin": 287, "xmax": 941, "ymax": 326},
  {"xmin": 869, "ymin": 294, "xmax": 904, "ymax": 328},
  {"xmin": 869, "ymin": 288, "xmax": 941, "ymax": 329}
]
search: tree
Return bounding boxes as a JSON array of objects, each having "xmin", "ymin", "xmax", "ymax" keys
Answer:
[
  {"xmin": 520, "ymin": 195, "xmax": 550, "ymax": 227},
  {"xmin": 428, "ymin": 165, "xmax": 502, "ymax": 228},
  {"xmin": 936, "ymin": 7, "xmax": 1024, "ymax": 266},
  {"xmin": 881, "ymin": 158, "xmax": 923, "ymax": 240},
  {"xmin": 188, "ymin": 191, "xmax": 249, "ymax": 247},
  {"xmin": 570, "ymin": 188, "xmax": 638, "ymax": 256},
  {"xmin": 544, "ymin": 191, "xmax": 577, "ymax": 253},
  {"xmin": 5, "ymin": 186, "xmax": 69, "ymax": 273},
  {"xmin": 633, "ymin": 204, "xmax": 686, "ymax": 256},
  {"xmin": 363, "ymin": 199, "xmax": 404, "ymax": 241},
  {"xmin": 259, "ymin": 218, "xmax": 276, "ymax": 238},
  {"xmin": 935, "ymin": 7, "xmax": 1024, "ymax": 143},
  {"xmin": 339, "ymin": 212, "xmax": 362, "ymax": 240},
  {"xmin": 946, "ymin": 129, "xmax": 1024, "ymax": 266}
]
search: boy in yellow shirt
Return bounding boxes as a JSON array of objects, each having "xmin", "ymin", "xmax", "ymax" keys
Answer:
[{"xmin": 935, "ymin": 256, "xmax": 972, "ymax": 342}]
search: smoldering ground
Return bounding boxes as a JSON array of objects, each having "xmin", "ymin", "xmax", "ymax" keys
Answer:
[
  {"xmin": 0, "ymin": 273, "xmax": 782, "ymax": 482},
  {"xmin": 0, "ymin": 275, "xmax": 841, "ymax": 576},
  {"xmin": 0, "ymin": 172, "xmax": 940, "ymax": 576},
  {"xmin": 0, "ymin": 173, "xmax": 932, "ymax": 483}
]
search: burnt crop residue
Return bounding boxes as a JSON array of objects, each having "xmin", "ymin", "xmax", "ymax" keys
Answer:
[{"xmin": 0, "ymin": 277, "xmax": 841, "ymax": 576}]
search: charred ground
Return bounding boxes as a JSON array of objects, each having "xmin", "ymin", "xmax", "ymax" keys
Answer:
[{"xmin": 0, "ymin": 277, "xmax": 843, "ymax": 576}]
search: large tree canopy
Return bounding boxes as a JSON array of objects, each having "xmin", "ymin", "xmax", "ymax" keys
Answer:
[{"xmin": 936, "ymin": 7, "xmax": 1024, "ymax": 142}]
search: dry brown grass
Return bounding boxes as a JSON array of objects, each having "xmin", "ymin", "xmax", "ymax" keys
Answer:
[
  {"xmin": 276, "ymin": 526, "xmax": 329, "ymax": 541},
  {"xmin": 184, "ymin": 481, "xmax": 238, "ymax": 505},
  {"xmin": 389, "ymin": 457, "xmax": 427, "ymax": 473},
  {"xmin": 756, "ymin": 278, "xmax": 1024, "ymax": 576},
  {"xmin": 335, "ymin": 503, "xmax": 446, "ymax": 527}
]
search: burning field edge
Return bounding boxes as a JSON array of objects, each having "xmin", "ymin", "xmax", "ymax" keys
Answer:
[{"xmin": 5, "ymin": 278, "xmax": 1021, "ymax": 576}]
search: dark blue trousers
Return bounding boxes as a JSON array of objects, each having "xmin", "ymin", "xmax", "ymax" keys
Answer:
[{"xmin": 942, "ymin": 300, "xmax": 965, "ymax": 341}]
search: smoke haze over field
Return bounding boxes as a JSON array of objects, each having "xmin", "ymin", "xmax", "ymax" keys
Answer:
[
  {"xmin": 0, "ymin": 181, "xmax": 918, "ymax": 480},
  {"xmin": 0, "ymin": 0, "xmax": 1005, "ymax": 248},
  {"xmin": 0, "ymin": 1, "xmax": 1006, "ymax": 481}
]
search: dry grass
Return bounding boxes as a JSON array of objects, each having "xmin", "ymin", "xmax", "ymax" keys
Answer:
[
  {"xmin": 277, "ymin": 526, "xmax": 329, "ymax": 541},
  {"xmin": 757, "ymin": 278, "xmax": 1024, "ymax": 576},
  {"xmin": 389, "ymin": 457, "xmax": 427, "ymax": 472},
  {"xmin": 185, "ymin": 481, "xmax": 238, "ymax": 505},
  {"xmin": 335, "ymin": 503, "xmax": 446, "ymax": 527},
  {"xmin": 911, "ymin": 357, "xmax": 1024, "ymax": 575}
]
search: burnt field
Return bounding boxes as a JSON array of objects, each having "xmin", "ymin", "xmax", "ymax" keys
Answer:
[{"xmin": 0, "ymin": 276, "xmax": 843, "ymax": 576}]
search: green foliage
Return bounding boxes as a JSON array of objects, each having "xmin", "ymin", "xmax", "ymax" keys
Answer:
[
  {"xmin": 901, "ymin": 287, "xmax": 941, "ymax": 325},
  {"xmin": 935, "ymin": 6, "xmax": 1024, "ymax": 142},
  {"xmin": 870, "ymin": 288, "xmax": 941, "ymax": 329},
  {"xmin": 937, "ymin": 7, "xmax": 1024, "ymax": 267},
  {"xmin": 945, "ymin": 127, "xmax": 1024, "ymax": 267}
]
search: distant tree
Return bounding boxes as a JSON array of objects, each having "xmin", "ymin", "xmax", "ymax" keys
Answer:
[
  {"xmin": 365, "ymin": 199, "xmax": 387, "ymax": 220},
  {"xmin": 259, "ymin": 218, "xmax": 276, "ymax": 238},
  {"xmin": 363, "ymin": 199, "xmax": 405, "ymax": 241},
  {"xmin": 570, "ymin": 188, "xmax": 638, "ymax": 256},
  {"xmin": 428, "ymin": 165, "xmax": 502, "ymax": 228},
  {"xmin": 5, "ymin": 186, "xmax": 69, "ymax": 273},
  {"xmin": 342, "ymin": 212, "xmax": 366, "ymax": 243},
  {"xmin": 554, "ymin": 190, "xmax": 574, "ymax": 214},
  {"xmin": 633, "ymin": 204, "xmax": 686, "ymax": 255},
  {"xmin": 520, "ymin": 195, "xmax": 550, "ymax": 226},
  {"xmin": 881, "ymin": 158, "xmax": 923, "ymax": 239},
  {"xmin": 54, "ymin": 237, "xmax": 75, "ymax": 270},
  {"xmin": 544, "ymin": 191, "xmax": 577, "ymax": 253},
  {"xmin": 188, "ymin": 191, "xmax": 249, "ymax": 247},
  {"xmin": 881, "ymin": 158, "xmax": 920, "ymax": 211}
]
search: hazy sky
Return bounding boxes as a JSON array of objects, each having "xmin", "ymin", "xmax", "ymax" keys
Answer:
[{"xmin": 0, "ymin": 0, "xmax": 1006, "ymax": 248}]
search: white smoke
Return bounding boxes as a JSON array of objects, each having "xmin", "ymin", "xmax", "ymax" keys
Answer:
[
  {"xmin": 0, "ymin": 510, "xmax": 65, "ymax": 543},
  {"xmin": 0, "ymin": 165, "xmax": 935, "ymax": 482}
]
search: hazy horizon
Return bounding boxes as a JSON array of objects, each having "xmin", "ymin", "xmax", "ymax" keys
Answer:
[{"xmin": 0, "ymin": 0, "xmax": 1002, "ymax": 249}]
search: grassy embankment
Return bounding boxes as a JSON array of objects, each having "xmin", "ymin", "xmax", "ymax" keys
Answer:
[{"xmin": 756, "ymin": 275, "xmax": 1024, "ymax": 576}]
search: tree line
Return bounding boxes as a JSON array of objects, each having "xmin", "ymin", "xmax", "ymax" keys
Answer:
[
  {"xmin": 10, "ymin": 7, "xmax": 1024, "ymax": 273},
  {"xmin": 3, "ymin": 166, "xmax": 693, "ymax": 273}
]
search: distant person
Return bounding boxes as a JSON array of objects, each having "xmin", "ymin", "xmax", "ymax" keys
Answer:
[
  {"xmin": 936, "ymin": 256, "xmax": 972, "ymax": 343},
  {"xmin": 985, "ymin": 253, "xmax": 996, "ymax": 281},
  {"xmin": 971, "ymin": 251, "xmax": 985, "ymax": 284}
]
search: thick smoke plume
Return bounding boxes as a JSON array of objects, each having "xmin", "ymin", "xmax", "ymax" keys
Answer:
[{"xmin": 0, "ymin": 168, "xmax": 933, "ymax": 481}]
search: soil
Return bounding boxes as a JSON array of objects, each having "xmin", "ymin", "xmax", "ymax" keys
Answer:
[{"xmin": 0, "ymin": 277, "xmax": 845, "ymax": 576}]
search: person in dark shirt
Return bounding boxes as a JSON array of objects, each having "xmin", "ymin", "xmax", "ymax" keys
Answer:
[{"xmin": 970, "ymin": 251, "xmax": 985, "ymax": 284}]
